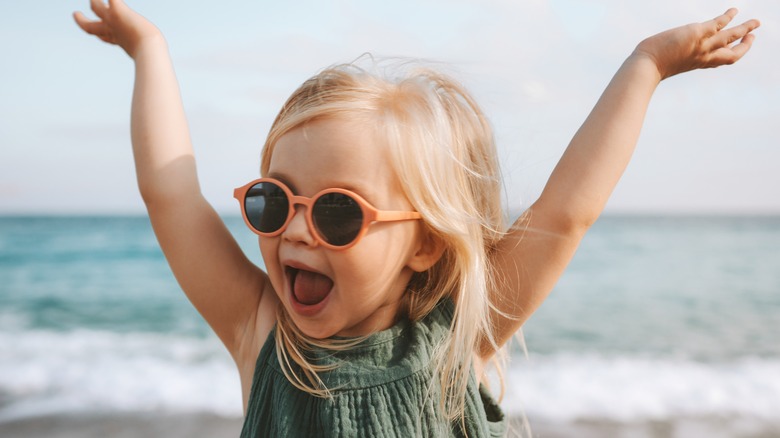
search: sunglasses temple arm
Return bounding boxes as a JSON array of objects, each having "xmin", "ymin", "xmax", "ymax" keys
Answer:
[{"xmin": 374, "ymin": 211, "xmax": 423, "ymax": 222}]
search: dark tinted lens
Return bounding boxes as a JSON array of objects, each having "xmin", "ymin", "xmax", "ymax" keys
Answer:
[
  {"xmin": 244, "ymin": 181, "xmax": 289, "ymax": 233},
  {"xmin": 312, "ymin": 193, "xmax": 364, "ymax": 246}
]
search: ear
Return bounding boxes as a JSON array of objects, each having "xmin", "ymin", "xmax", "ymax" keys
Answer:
[{"xmin": 406, "ymin": 227, "xmax": 446, "ymax": 273}]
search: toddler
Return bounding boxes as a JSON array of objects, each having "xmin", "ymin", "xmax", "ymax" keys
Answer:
[{"xmin": 74, "ymin": 1, "xmax": 759, "ymax": 436}]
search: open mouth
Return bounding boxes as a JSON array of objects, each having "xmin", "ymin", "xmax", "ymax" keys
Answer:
[{"xmin": 286, "ymin": 266, "xmax": 334, "ymax": 307}]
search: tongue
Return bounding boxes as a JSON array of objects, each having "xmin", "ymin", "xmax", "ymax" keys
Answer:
[{"xmin": 293, "ymin": 270, "xmax": 333, "ymax": 305}]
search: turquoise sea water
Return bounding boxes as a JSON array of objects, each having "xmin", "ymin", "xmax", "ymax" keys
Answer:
[{"xmin": 1, "ymin": 215, "xmax": 779, "ymax": 427}]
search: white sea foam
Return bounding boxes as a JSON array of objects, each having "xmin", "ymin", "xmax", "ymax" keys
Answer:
[
  {"xmin": 2, "ymin": 330, "xmax": 780, "ymax": 425},
  {"xmin": 501, "ymin": 352, "xmax": 780, "ymax": 424},
  {"xmin": 0, "ymin": 330, "xmax": 242, "ymax": 422}
]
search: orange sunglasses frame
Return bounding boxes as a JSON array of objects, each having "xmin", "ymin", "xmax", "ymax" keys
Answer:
[{"xmin": 233, "ymin": 177, "xmax": 422, "ymax": 250}]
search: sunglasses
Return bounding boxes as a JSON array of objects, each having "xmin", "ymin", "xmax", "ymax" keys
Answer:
[{"xmin": 234, "ymin": 178, "xmax": 422, "ymax": 250}]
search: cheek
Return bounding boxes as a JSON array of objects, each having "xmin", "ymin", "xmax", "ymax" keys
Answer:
[
  {"xmin": 259, "ymin": 237, "xmax": 283, "ymax": 290},
  {"xmin": 336, "ymin": 224, "xmax": 418, "ymax": 290}
]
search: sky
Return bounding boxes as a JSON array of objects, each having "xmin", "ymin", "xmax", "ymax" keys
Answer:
[{"xmin": 1, "ymin": 0, "xmax": 778, "ymax": 215}]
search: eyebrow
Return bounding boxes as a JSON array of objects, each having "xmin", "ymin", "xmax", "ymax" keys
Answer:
[
  {"xmin": 265, "ymin": 172, "xmax": 297, "ymax": 193},
  {"xmin": 265, "ymin": 172, "xmax": 376, "ymax": 202}
]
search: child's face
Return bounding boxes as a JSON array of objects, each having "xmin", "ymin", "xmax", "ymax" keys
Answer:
[{"xmin": 260, "ymin": 117, "xmax": 424, "ymax": 339}]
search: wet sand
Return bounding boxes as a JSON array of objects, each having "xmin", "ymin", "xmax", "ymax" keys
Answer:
[
  {"xmin": 0, "ymin": 413, "xmax": 243, "ymax": 438},
  {"xmin": 1, "ymin": 413, "xmax": 778, "ymax": 437}
]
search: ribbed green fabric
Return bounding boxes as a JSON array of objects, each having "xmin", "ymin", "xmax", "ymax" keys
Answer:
[{"xmin": 241, "ymin": 300, "xmax": 506, "ymax": 437}]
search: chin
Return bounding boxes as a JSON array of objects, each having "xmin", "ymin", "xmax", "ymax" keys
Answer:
[{"xmin": 288, "ymin": 314, "xmax": 339, "ymax": 341}]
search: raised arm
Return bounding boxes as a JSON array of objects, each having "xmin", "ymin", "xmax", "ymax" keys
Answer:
[
  {"xmin": 74, "ymin": 0, "xmax": 275, "ymax": 367},
  {"xmin": 481, "ymin": 9, "xmax": 760, "ymax": 357}
]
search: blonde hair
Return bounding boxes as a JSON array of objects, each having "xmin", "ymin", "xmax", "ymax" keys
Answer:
[{"xmin": 260, "ymin": 57, "xmax": 507, "ymax": 422}]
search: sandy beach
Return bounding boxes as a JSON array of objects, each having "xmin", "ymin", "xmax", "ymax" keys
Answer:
[
  {"xmin": 1, "ymin": 413, "xmax": 779, "ymax": 438},
  {"xmin": 0, "ymin": 413, "xmax": 243, "ymax": 438}
]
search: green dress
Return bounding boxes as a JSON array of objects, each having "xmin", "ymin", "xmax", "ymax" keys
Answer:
[{"xmin": 240, "ymin": 300, "xmax": 507, "ymax": 437}]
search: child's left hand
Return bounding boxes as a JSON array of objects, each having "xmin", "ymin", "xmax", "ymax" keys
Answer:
[{"xmin": 634, "ymin": 8, "xmax": 760, "ymax": 80}]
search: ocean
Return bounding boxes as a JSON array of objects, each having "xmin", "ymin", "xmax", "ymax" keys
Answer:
[{"xmin": 1, "ymin": 215, "xmax": 779, "ymax": 437}]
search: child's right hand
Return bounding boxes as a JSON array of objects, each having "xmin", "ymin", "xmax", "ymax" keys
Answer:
[
  {"xmin": 633, "ymin": 8, "xmax": 760, "ymax": 80},
  {"xmin": 74, "ymin": 0, "xmax": 162, "ymax": 58}
]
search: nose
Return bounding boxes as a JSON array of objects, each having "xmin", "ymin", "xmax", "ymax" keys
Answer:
[{"xmin": 282, "ymin": 205, "xmax": 318, "ymax": 247}]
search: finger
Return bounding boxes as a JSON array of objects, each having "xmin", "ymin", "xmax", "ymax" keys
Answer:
[
  {"xmin": 73, "ymin": 11, "xmax": 105, "ymax": 35},
  {"xmin": 74, "ymin": 11, "xmax": 116, "ymax": 42},
  {"xmin": 706, "ymin": 8, "xmax": 738, "ymax": 36},
  {"xmin": 90, "ymin": 0, "xmax": 109, "ymax": 20},
  {"xmin": 709, "ymin": 32, "xmax": 756, "ymax": 66},
  {"xmin": 96, "ymin": 33, "xmax": 117, "ymax": 45},
  {"xmin": 107, "ymin": 0, "xmax": 126, "ymax": 10},
  {"xmin": 709, "ymin": 19, "xmax": 761, "ymax": 50},
  {"xmin": 726, "ymin": 32, "xmax": 756, "ymax": 61}
]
